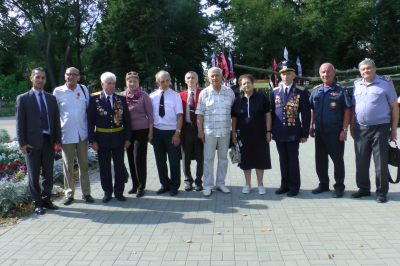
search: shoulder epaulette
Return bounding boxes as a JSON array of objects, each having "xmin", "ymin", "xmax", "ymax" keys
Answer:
[
  {"xmin": 312, "ymin": 84, "xmax": 322, "ymax": 90},
  {"xmin": 354, "ymin": 78, "xmax": 363, "ymax": 83},
  {"xmin": 295, "ymin": 85, "xmax": 305, "ymax": 91},
  {"xmin": 115, "ymin": 92, "xmax": 123, "ymax": 96},
  {"xmin": 379, "ymin": 76, "xmax": 391, "ymax": 82},
  {"xmin": 91, "ymin": 91, "xmax": 101, "ymax": 96},
  {"xmin": 273, "ymin": 87, "xmax": 280, "ymax": 91},
  {"xmin": 335, "ymin": 83, "xmax": 347, "ymax": 89}
]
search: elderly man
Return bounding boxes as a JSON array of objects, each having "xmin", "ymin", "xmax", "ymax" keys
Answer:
[
  {"xmin": 150, "ymin": 70, "xmax": 183, "ymax": 196},
  {"xmin": 196, "ymin": 67, "xmax": 235, "ymax": 197},
  {"xmin": 179, "ymin": 71, "xmax": 203, "ymax": 192},
  {"xmin": 309, "ymin": 63, "xmax": 352, "ymax": 198},
  {"xmin": 271, "ymin": 60, "xmax": 311, "ymax": 197},
  {"xmin": 350, "ymin": 58, "xmax": 399, "ymax": 203},
  {"xmin": 87, "ymin": 72, "xmax": 131, "ymax": 203},
  {"xmin": 53, "ymin": 67, "xmax": 94, "ymax": 205},
  {"xmin": 16, "ymin": 67, "xmax": 61, "ymax": 215}
]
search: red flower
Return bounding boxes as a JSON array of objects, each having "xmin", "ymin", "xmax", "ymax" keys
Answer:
[
  {"xmin": 6, "ymin": 165, "xmax": 12, "ymax": 169},
  {"xmin": 5, "ymin": 171, "xmax": 8, "ymax": 174},
  {"xmin": 77, "ymin": 93, "xmax": 81, "ymax": 97},
  {"xmin": 0, "ymin": 165, "xmax": 5, "ymax": 170},
  {"xmin": 15, "ymin": 160, "xmax": 20, "ymax": 164}
]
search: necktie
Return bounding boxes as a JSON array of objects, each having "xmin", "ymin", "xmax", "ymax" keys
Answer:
[
  {"xmin": 107, "ymin": 96, "xmax": 112, "ymax": 111},
  {"xmin": 285, "ymin": 87, "xmax": 289, "ymax": 97},
  {"xmin": 159, "ymin": 92, "xmax": 165, "ymax": 118},
  {"xmin": 38, "ymin": 91, "xmax": 49, "ymax": 131},
  {"xmin": 189, "ymin": 91, "xmax": 195, "ymax": 123}
]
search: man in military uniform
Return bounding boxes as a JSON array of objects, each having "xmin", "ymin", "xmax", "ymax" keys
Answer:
[
  {"xmin": 271, "ymin": 60, "xmax": 311, "ymax": 197},
  {"xmin": 87, "ymin": 72, "xmax": 131, "ymax": 203},
  {"xmin": 309, "ymin": 63, "xmax": 352, "ymax": 198},
  {"xmin": 351, "ymin": 58, "xmax": 399, "ymax": 203}
]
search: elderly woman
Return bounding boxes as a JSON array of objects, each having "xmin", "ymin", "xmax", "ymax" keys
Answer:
[
  {"xmin": 121, "ymin": 71, "xmax": 153, "ymax": 197},
  {"xmin": 231, "ymin": 74, "xmax": 272, "ymax": 195}
]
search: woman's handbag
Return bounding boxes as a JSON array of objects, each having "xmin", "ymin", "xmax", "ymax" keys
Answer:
[
  {"xmin": 229, "ymin": 143, "xmax": 241, "ymax": 164},
  {"xmin": 388, "ymin": 141, "xmax": 400, "ymax": 183}
]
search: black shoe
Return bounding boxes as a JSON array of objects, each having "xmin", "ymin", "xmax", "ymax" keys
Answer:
[
  {"xmin": 63, "ymin": 197, "xmax": 74, "ymax": 205},
  {"xmin": 332, "ymin": 190, "xmax": 344, "ymax": 198},
  {"xmin": 115, "ymin": 194, "xmax": 126, "ymax": 201},
  {"xmin": 136, "ymin": 190, "xmax": 145, "ymax": 198},
  {"xmin": 185, "ymin": 183, "xmax": 193, "ymax": 191},
  {"xmin": 376, "ymin": 195, "xmax": 387, "ymax": 203},
  {"xmin": 195, "ymin": 185, "xmax": 203, "ymax": 191},
  {"xmin": 351, "ymin": 191, "xmax": 371, "ymax": 198},
  {"xmin": 170, "ymin": 189, "xmax": 178, "ymax": 196},
  {"xmin": 312, "ymin": 186, "xmax": 330, "ymax": 194},
  {"xmin": 43, "ymin": 201, "xmax": 59, "ymax": 210},
  {"xmin": 102, "ymin": 195, "xmax": 112, "ymax": 203},
  {"xmin": 35, "ymin": 206, "xmax": 45, "ymax": 215},
  {"xmin": 287, "ymin": 190, "xmax": 299, "ymax": 197},
  {"xmin": 275, "ymin": 187, "xmax": 290, "ymax": 195},
  {"xmin": 156, "ymin": 187, "xmax": 171, "ymax": 194},
  {"xmin": 82, "ymin": 195, "xmax": 94, "ymax": 203},
  {"xmin": 127, "ymin": 188, "xmax": 137, "ymax": 194}
]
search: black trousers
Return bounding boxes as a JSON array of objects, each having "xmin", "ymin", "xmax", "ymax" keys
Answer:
[
  {"xmin": 354, "ymin": 123, "xmax": 390, "ymax": 196},
  {"xmin": 153, "ymin": 128, "xmax": 181, "ymax": 190},
  {"xmin": 26, "ymin": 134, "xmax": 54, "ymax": 206},
  {"xmin": 98, "ymin": 145, "xmax": 125, "ymax": 197},
  {"xmin": 315, "ymin": 130, "xmax": 345, "ymax": 191},
  {"xmin": 276, "ymin": 141, "xmax": 301, "ymax": 191},
  {"xmin": 181, "ymin": 124, "xmax": 203, "ymax": 186},
  {"xmin": 126, "ymin": 128, "xmax": 149, "ymax": 192}
]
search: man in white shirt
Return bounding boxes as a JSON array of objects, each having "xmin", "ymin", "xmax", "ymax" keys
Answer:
[
  {"xmin": 196, "ymin": 67, "xmax": 235, "ymax": 197},
  {"xmin": 53, "ymin": 67, "xmax": 93, "ymax": 205},
  {"xmin": 150, "ymin": 70, "xmax": 183, "ymax": 196}
]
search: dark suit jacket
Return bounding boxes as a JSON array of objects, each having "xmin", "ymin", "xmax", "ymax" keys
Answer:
[
  {"xmin": 179, "ymin": 88, "xmax": 201, "ymax": 145},
  {"xmin": 16, "ymin": 89, "xmax": 61, "ymax": 150},
  {"xmin": 87, "ymin": 91, "xmax": 131, "ymax": 148}
]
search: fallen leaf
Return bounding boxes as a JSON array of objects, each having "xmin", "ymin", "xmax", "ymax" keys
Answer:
[
  {"xmin": 132, "ymin": 251, "xmax": 136, "ymax": 254},
  {"xmin": 154, "ymin": 211, "xmax": 158, "ymax": 213},
  {"xmin": 357, "ymin": 244, "xmax": 363, "ymax": 247},
  {"xmin": 217, "ymin": 232, "xmax": 222, "ymax": 235},
  {"xmin": 227, "ymin": 230, "xmax": 230, "ymax": 232},
  {"xmin": 164, "ymin": 228, "xmax": 168, "ymax": 231},
  {"xmin": 186, "ymin": 240, "xmax": 192, "ymax": 243},
  {"xmin": 181, "ymin": 239, "xmax": 185, "ymax": 242},
  {"xmin": 260, "ymin": 229, "xmax": 266, "ymax": 232},
  {"xmin": 242, "ymin": 214, "xmax": 247, "ymax": 216},
  {"xmin": 267, "ymin": 229, "xmax": 271, "ymax": 231},
  {"xmin": 327, "ymin": 254, "xmax": 332, "ymax": 259}
]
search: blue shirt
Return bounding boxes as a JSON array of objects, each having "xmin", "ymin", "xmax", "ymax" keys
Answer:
[
  {"xmin": 32, "ymin": 88, "xmax": 50, "ymax": 134},
  {"xmin": 352, "ymin": 74, "xmax": 397, "ymax": 126},
  {"xmin": 310, "ymin": 82, "xmax": 352, "ymax": 132}
]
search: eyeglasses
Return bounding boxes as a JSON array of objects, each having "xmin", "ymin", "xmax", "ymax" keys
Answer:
[
  {"xmin": 126, "ymin": 71, "xmax": 138, "ymax": 76},
  {"xmin": 65, "ymin": 73, "xmax": 79, "ymax": 77}
]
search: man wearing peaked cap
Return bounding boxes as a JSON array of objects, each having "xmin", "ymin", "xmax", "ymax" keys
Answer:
[{"xmin": 271, "ymin": 60, "xmax": 311, "ymax": 197}]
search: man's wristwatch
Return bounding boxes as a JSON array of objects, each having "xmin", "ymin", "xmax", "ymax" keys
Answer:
[
  {"xmin": 176, "ymin": 129, "xmax": 181, "ymax": 133},
  {"xmin": 342, "ymin": 128, "xmax": 348, "ymax": 133}
]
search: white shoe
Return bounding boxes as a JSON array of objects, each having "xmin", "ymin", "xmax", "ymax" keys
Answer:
[
  {"xmin": 242, "ymin": 185, "xmax": 251, "ymax": 194},
  {"xmin": 258, "ymin": 185, "xmax": 266, "ymax": 195},
  {"xmin": 216, "ymin": 185, "xmax": 230, "ymax": 193},
  {"xmin": 203, "ymin": 188, "xmax": 212, "ymax": 197}
]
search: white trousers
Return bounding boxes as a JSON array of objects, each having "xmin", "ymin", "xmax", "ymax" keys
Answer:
[{"xmin": 203, "ymin": 134, "xmax": 230, "ymax": 189}]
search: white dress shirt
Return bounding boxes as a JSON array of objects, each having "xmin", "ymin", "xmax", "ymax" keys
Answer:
[
  {"xmin": 150, "ymin": 88, "xmax": 183, "ymax": 130},
  {"xmin": 195, "ymin": 85, "xmax": 235, "ymax": 137},
  {"xmin": 104, "ymin": 91, "xmax": 113, "ymax": 107},
  {"xmin": 186, "ymin": 88, "xmax": 197, "ymax": 122},
  {"xmin": 53, "ymin": 84, "xmax": 89, "ymax": 144}
]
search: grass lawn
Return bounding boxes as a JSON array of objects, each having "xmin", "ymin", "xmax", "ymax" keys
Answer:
[{"xmin": 0, "ymin": 101, "xmax": 15, "ymax": 116}]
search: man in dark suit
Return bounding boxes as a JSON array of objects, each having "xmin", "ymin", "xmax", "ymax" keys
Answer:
[
  {"xmin": 271, "ymin": 60, "xmax": 311, "ymax": 197},
  {"xmin": 87, "ymin": 72, "xmax": 131, "ymax": 203},
  {"xmin": 16, "ymin": 67, "xmax": 62, "ymax": 215},
  {"xmin": 179, "ymin": 71, "xmax": 203, "ymax": 191}
]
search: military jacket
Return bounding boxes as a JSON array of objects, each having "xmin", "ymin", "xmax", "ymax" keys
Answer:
[
  {"xmin": 271, "ymin": 83, "xmax": 311, "ymax": 142},
  {"xmin": 87, "ymin": 90, "xmax": 131, "ymax": 148},
  {"xmin": 309, "ymin": 81, "xmax": 352, "ymax": 132}
]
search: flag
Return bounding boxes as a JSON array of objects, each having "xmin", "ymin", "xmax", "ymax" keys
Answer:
[
  {"xmin": 216, "ymin": 57, "xmax": 219, "ymax": 68},
  {"xmin": 273, "ymin": 58, "xmax": 278, "ymax": 87},
  {"xmin": 284, "ymin": 47, "xmax": 288, "ymax": 60},
  {"xmin": 296, "ymin": 56, "xmax": 302, "ymax": 85},
  {"xmin": 212, "ymin": 53, "xmax": 215, "ymax": 67},
  {"xmin": 228, "ymin": 52, "xmax": 234, "ymax": 80},
  {"xmin": 220, "ymin": 53, "xmax": 229, "ymax": 86}
]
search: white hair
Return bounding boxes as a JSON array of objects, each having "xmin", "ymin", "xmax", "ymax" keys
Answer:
[
  {"xmin": 155, "ymin": 70, "xmax": 171, "ymax": 82},
  {"xmin": 358, "ymin": 58, "xmax": 376, "ymax": 68},
  {"xmin": 185, "ymin": 71, "xmax": 198, "ymax": 79},
  {"xmin": 320, "ymin": 63, "xmax": 336, "ymax": 71},
  {"xmin": 66, "ymin": 67, "xmax": 80, "ymax": 75},
  {"xmin": 208, "ymin": 67, "xmax": 222, "ymax": 76},
  {"xmin": 101, "ymin": 72, "xmax": 116, "ymax": 83}
]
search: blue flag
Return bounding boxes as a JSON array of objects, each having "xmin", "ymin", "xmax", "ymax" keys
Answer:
[{"xmin": 212, "ymin": 53, "xmax": 216, "ymax": 67}]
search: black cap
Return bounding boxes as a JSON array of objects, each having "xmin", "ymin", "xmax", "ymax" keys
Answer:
[{"xmin": 277, "ymin": 60, "xmax": 298, "ymax": 75}]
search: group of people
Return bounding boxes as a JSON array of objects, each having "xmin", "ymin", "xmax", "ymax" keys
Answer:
[{"xmin": 15, "ymin": 57, "xmax": 398, "ymax": 215}]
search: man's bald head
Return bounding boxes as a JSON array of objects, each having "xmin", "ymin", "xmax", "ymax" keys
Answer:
[{"xmin": 319, "ymin": 63, "xmax": 336, "ymax": 87}]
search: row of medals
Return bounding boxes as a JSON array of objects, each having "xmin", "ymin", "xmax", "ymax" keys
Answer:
[{"xmin": 275, "ymin": 91, "xmax": 300, "ymax": 126}]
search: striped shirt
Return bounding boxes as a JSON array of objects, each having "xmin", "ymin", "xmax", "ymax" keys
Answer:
[{"xmin": 196, "ymin": 85, "xmax": 235, "ymax": 137}]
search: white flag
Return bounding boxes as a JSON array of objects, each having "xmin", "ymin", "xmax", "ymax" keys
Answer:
[{"xmin": 284, "ymin": 47, "xmax": 289, "ymax": 60}]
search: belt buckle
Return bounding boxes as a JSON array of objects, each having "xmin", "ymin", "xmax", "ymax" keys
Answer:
[{"xmin": 109, "ymin": 128, "xmax": 113, "ymax": 133}]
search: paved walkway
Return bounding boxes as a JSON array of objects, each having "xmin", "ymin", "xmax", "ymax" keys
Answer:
[{"xmin": 1, "ymin": 121, "xmax": 400, "ymax": 265}]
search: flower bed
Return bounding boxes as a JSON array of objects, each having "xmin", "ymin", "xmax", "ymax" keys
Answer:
[{"xmin": 0, "ymin": 133, "xmax": 98, "ymax": 217}]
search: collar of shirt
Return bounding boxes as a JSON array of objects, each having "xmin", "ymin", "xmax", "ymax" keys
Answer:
[
  {"xmin": 187, "ymin": 88, "xmax": 197, "ymax": 100},
  {"xmin": 281, "ymin": 82, "xmax": 293, "ymax": 91},
  {"xmin": 360, "ymin": 74, "xmax": 380, "ymax": 86},
  {"xmin": 32, "ymin": 87, "xmax": 44, "ymax": 96},
  {"xmin": 239, "ymin": 91, "xmax": 256, "ymax": 101}
]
